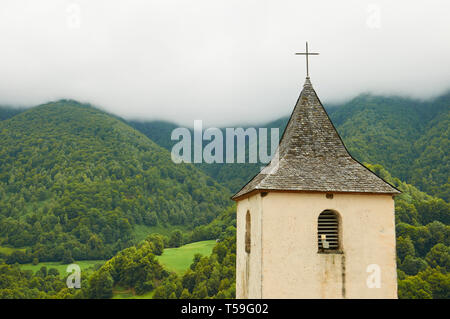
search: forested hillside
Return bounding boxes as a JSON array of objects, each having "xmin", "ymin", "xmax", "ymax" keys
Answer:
[
  {"xmin": 130, "ymin": 92, "xmax": 449, "ymax": 201},
  {"xmin": 0, "ymin": 106, "xmax": 24, "ymax": 121},
  {"xmin": 328, "ymin": 93, "xmax": 449, "ymax": 201},
  {"xmin": 0, "ymin": 93, "xmax": 447, "ymax": 299},
  {"xmin": 367, "ymin": 165, "xmax": 449, "ymax": 298},
  {"xmin": 0, "ymin": 101, "xmax": 231, "ymax": 262},
  {"xmin": 129, "ymin": 120, "xmax": 179, "ymax": 151}
]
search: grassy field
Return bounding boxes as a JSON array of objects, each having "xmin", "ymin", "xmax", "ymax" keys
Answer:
[
  {"xmin": 157, "ymin": 240, "xmax": 216, "ymax": 275},
  {"xmin": 0, "ymin": 246, "xmax": 27, "ymax": 255},
  {"xmin": 112, "ymin": 240, "xmax": 216, "ymax": 299},
  {"xmin": 20, "ymin": 260, "xmax": 106, "ymax": 278}
]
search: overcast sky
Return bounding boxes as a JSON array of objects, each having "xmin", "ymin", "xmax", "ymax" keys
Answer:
[{"xmin": 0, "ymin": 0, "xmax": 449, "ymax": 126}]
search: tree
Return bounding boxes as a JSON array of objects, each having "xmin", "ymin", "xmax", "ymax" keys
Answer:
[
  {"xmin": 416, "ymin": 199, "xmax": 450, "ymax": 225},
  {"xmin": 213, "ymin": 243, "xmax": 227, "ymax": 263},
  {"xmin": 143, "ymin": 211, "xmax": 158, "ymax": 226},
  {"xmin": 193, "ymin": 282, "xmax": 208, "ymax": 299},
  {"xmin": 401, "ymin": 256, "xmax": 428, "ymax": 276},
  {"xmin": 62, "ymin": 250, "xmax": 74, "ymax": 264},
  {"xmin": 425, "ymin": 244, "xmax": 450, "ymax": 271},
  {"xmin": 36, "ymin": 266, "xmax": 47, "ymax": 278},
  {"xmin": 145, "ymin": 234, "xmax": 165, "ymax": 255},
  {"xmin": 48, "ymin": 268, "xmax": 60, "ymax": 277},
  {"xmin": 418, "ymin": 267, "xmax": 450, "ymax": 299},
  {"xmin": 168, "ymin": 292, "xmax": 177, "ymax": 299},
  {"xmin": 88, "ymin": 271, "xmax": 113, "ymax": 299},
  {"xmin": 169, "ymin": 230, "xmax": 183, "ymax": 248},
  {"xmin": 180, "ymin": 288, "xmax": 190, "ymax": 299},
  {"xmin": 398, "ymin": 277, "xmax": 432, "ymax": 299},
  {"xmin": 396, "ymin": 236, "xmax": 415, "ymax": 261}
]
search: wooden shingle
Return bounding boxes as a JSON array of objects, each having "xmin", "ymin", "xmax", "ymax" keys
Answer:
[{"xmin": 232, "ymin": 77, "xmax": 400, "ymax": 200}]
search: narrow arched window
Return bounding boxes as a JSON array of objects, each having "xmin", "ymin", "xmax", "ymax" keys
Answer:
[
  {"xmin": 245, "ymin": 211, "xmax": 251, "ymax": 253},
  {"xmin": 318, "ymin": 210, "xmax": 339, "ymax": 251}
]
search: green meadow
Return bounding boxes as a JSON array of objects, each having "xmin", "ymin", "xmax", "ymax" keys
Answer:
[
  {"xmin": 112, "ymin": 240, "xmax": 216, "ymax": 299},
  {"xmin": 157, "ymin": 240, "xmax": 216, "ymax": 275},
  {"xmin": 20, "ymin": 260, "xmax": 106, "ymax": 278}
]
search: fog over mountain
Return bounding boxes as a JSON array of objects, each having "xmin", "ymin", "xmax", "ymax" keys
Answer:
[{"xmin": 0, "ymin": 0, "xmax": 449, "ymax": 126}]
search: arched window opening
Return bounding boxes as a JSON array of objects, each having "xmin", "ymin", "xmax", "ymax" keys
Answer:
[
  {"xmin": 245, "ymin": 211, "xmax": 251, "ymax": 254},
  {"xmin": 318, "ymin": 210, "xmax": 339, "ymax": 251}
]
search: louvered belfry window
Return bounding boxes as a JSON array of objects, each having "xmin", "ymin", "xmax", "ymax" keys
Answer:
[
  {"xmin": 245, "ymin": 211, "xmax": 251, "ymax": 253},
  {"xmin": 318, "ymin": 210, "xmax": 339, "ymax": 251}
]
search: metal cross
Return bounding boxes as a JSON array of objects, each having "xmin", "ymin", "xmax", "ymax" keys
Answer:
[{"xmin": 295, "ymin": 42, "xmax": 319, "ymax": 78}]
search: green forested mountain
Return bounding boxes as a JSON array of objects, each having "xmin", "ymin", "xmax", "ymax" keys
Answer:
[
  {"xmin": 328, "ymin": 92, "xmax": 449, "ymax": 201},
  {"xmin": 129, "ymin": 118, "xmax": 286, "ymax": 192},
  {"xmin": 129, "ymin": 92, "xmax": 449, "ymax": 200},
  {"xmin": 0, "ymin": 92, "xmax": 448, "ymax": 299},
  {"xmin": 129, "ymin": 120, "xmax": 179, "ymax": 151},
  {"xmin": 0, "ymin": 101, "xmax": 231, "ymax": 262},
  {"xmin": 0, "ymin": 106, "xmax": 24, "ymax": 121}
]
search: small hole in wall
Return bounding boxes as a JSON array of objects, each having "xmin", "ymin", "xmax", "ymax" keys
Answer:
[{"xmin": 326, "ymin": 193, "xmax": 334, "ymax": 199}]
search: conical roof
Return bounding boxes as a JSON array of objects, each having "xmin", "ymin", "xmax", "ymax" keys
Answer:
[{"xmin": 232, "ymin": 77, "xmax": 400, "ymax": 200}]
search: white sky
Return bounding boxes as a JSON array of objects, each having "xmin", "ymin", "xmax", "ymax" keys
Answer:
[{"xmin": 0, "ymin": 0, "xmax": 449, "ymax": 126}]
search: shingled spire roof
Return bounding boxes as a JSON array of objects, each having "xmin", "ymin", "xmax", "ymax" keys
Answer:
[{"xmin": 232, "ymin": 77, "xmax": 400, "ymax": 200}]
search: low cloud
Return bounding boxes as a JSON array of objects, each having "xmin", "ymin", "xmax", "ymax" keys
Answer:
[{"xmin": 0, "ymin": 0, "xmax": 449, "ymax": 126}]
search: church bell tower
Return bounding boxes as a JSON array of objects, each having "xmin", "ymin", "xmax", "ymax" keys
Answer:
[{"xmin": 232, "ymin": 48, "xmax": 400, "ymax": 298}]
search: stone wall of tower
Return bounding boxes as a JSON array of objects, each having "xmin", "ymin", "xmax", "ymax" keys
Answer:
[
  {"xmin": 236, "ymin": 193, "xmax": 263, "ymax": 298},
  {"xmin": 236, "ymin": 191, "xmax": 397, "ymax": 299}
]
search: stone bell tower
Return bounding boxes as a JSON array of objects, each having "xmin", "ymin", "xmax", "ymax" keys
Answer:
[{"xmin": 232, "ymin": 75, "xmax": 400, "ymax": 299}]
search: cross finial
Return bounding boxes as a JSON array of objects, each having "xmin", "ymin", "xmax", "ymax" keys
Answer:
[{"xmin": 295, "ymin": 42, "xmax": 319, "ymax": 78}]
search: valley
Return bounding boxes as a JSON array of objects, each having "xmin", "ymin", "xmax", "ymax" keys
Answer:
[{"xmin": 0, "ymin": 92, "xmax": 448, "ymax": 299}]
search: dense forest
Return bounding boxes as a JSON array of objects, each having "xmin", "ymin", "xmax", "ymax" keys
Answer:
[
  {"xmin": 328, "ymin": 93, "xmax": 450, "ymax": 202},
  {"xmin": 0, "ymin": 202, "xmax": 237, "ymax": 299},
  {"xmin": 0, "ymin": 101, "xmax": 230, "ymax": 262},
  {"xmin": 0, "ymin": 91, "xmax": 448, "ymax": 299},
  {"xmin": 131, "ymin": 92, "xmax": 449, "ymax": 200},
  {"xmin": 0, "ymin": 106, "xmax": 24, "ymax": 122}
]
